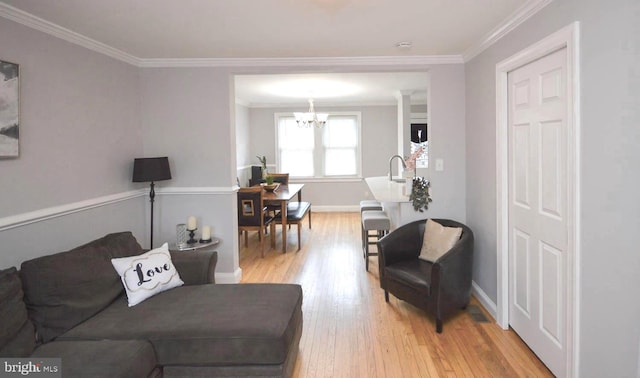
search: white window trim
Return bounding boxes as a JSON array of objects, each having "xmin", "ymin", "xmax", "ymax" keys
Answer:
[{"xmin": 274, "ymin": 111, "xmax": 362, "ymax": 180}]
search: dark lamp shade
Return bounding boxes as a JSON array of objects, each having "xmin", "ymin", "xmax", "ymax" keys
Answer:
[{"xmin": 132, "ymin": 157, "xmax": 172, "ymax": 182}]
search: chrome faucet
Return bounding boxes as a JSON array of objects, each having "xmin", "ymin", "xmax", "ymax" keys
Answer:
[{"xmin": 389, "ymin": 155, "xmax": 407, "ymax": 181}]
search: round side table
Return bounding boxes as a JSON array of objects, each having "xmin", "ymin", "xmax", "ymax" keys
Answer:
[{"xmin": 170, "ymin": 237, "xmax": 220, "ymax": 252}]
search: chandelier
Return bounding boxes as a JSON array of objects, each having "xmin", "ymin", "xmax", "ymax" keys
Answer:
[{"xmin": 294, "ymin": 99, "xmax": 328, "ymax": 128}]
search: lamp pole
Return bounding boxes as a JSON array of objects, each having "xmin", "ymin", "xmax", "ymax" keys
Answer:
[{"xmin": 148, "ymin": 181, "xmax": 156, "ymax": 248}]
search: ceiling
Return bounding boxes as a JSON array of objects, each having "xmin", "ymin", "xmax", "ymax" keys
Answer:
[
  {"xmin": 0, "ymin": 0, "xmax": 537, "ymax": 106},
  {"xmin": 235, "ymin": 72, "xmax": 429, "ymax": 107}
]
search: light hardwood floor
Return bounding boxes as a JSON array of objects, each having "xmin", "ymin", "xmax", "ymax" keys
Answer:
[{"xmin": 239, "ymin": 212, "xmax": 553, "ymax": 377}]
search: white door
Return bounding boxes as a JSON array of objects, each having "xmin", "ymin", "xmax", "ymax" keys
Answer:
[{"xmin": 508, "ymin": 48, "xmax": 568, "ymax": 377}]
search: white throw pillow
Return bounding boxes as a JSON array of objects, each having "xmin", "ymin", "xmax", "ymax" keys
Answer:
[
  {"xmin": 111, "ymin": 243, "xmax": 184, "ymax": 307},
  {"xmin": 418, "ymin": 219, "xmax": 463, "ymax": 263}
]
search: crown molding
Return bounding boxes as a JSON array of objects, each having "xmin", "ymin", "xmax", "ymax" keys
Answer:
[
  {"xmin": 246, "ymin": 99, "xmax": 423, "ymax": 108},
  {"xmin": 137, "ymin": 55, "xmax": 463, "ymax": 68},
  {"xmin": 2, "ymin": 0, "xmax": 546, "ymax": 68},
  {"xmin": 462, "ymin": 0, "xmax": 554, "ymax": 62},
  {"xmin": 0, "ymin": 2, "xmax": 141, "ymax": 65},
  {"xmin": 0, "ymin": 1, "xmax": 464, "ymax": 69}
]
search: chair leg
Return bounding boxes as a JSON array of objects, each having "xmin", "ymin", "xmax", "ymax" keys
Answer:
[
  {"xmin": 260, "ymin": 232, "xmax": 265, "ymax": 258},
  {"xmin": 365, "ymin": 235, "xmax": 369, "ymax": 271},
  {"xmin": 436, "ymin": 319, "xmax": 443, "ymax": 334},
  {"xmin": 270, "ymin": 223, "xmax": 276, "ymax": 248},
  {"xmin": 297, "ymin": 223, "xmax": 301, "ymax": 251},
  {"xmin": 243, "ymin": 230, "xmax": 248, "ymax": 247},
  {"xmin": 308, "ymin": 210, "xmax": 311, "ymax": 229},
  {"xmin": 361, "ymin": 227, "xmax": 365, "ymax": 257},
  {"xmin": 384, "ymin": 290, "xmax": 389, "ymax": 302}
]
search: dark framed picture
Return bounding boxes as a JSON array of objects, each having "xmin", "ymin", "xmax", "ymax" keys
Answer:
[
  {"xmin": 410, "ymin": 123, "xmax": 427, "ymax": 143},
  {"xmin": 0, "ymin": 59, "xmax": 19, "ymax": 158},
  {"xmin": 410, "ymin": 123, "xmax": 429, "ymax": 168}
]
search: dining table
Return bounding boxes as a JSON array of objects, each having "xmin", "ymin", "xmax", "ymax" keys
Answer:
[{"xmin": 259, "ymin": 183, "xmax": 304, "ymax": 252}]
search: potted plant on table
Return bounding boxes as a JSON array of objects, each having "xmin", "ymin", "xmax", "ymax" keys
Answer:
[{"xmin": 256, "ymin": 155, "xmax": 279, "ymax": 191}]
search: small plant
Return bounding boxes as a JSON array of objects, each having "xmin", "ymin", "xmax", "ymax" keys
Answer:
[
  {"xmin": 265, "ymin": 174, "xmax": 274, "ymax": 185},
  {"xmin": 409, "ymin": 176, "xmax": 432, "ymax": 212},
  {"xmin": 256, "ymin": 155, "xmax": 269, "ymax": 179}
]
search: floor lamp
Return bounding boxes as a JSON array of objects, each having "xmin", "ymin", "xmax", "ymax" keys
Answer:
[{"xmin": 132, "ymin": 157, "xmax": 172, "ymax": 248}]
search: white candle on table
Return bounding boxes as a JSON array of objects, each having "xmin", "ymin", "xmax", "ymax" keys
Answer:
[
  {"xmin": 201, "ymin": 226, "xmax": 211, "ymax": 241},
  {"xmin": 187, "ymin": 216, "xmax": 197, "ymax": 230}
]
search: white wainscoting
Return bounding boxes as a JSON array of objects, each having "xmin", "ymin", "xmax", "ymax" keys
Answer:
[{"xmin": 0, "ymin": 187, "xmax": 241, "ymax": 283}]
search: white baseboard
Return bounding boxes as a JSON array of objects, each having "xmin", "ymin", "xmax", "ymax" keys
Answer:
[
  {"xmin": 312, "ymin": 205, "xmax": 359, "ymax": 212},
  {"xmin": 215, "ymin": 268, "xmax": 242, "ymax": 283},
  {"xmin": 472, "ymin": 280, "xmax": 498, "ymax": 322}
]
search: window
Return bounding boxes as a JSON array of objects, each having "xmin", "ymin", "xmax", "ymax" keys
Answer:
[{"xmin": 276, "ymin": 112, "xmax": 361, "ymax": 179}]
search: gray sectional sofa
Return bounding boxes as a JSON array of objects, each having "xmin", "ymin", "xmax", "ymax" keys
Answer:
[{"xmin": 0, "ymin": 232, "xmax": 303, "ymax": 377}]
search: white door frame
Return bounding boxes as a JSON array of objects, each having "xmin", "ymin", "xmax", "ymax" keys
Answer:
[{"xmin": 495, "ymin": 22, "xmax": 581, "ymax": 376}]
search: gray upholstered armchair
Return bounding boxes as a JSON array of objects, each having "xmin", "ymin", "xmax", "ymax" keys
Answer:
[{"xmin": 377, "ymin": 218, "xmax": 474, "ymax": 333}]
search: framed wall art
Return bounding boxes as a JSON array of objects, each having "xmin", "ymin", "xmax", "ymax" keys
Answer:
[{"xmin": 0, "ymin": 59, "xmax": 19, "ymax": 158}]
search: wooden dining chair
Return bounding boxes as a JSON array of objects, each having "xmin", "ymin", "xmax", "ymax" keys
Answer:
[
  {"xmin": 268, "ymin": 173, "xmax": 289, "ymax": 185},
  {"xmin": 237, "ymin": 187, "xmax": 275, "ymax": 257},
  {"xmin": 265, "ymin": 173, "xmax": 290, "ymax": 218}
]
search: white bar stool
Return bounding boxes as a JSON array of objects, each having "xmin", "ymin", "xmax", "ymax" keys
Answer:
[
  {"xmin": 361, "ymin": 210, "xmax": 391, "ymax": 271},
  {"xmin": 360, "ymin": 200, "xmax": 383, "ymax": 252},
  {"xmin": 359, "ymin": 200, "xmax": 383, "ymax": 212}
]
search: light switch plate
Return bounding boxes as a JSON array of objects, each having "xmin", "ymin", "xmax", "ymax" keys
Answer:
[{"xmin": 436, "ymin": 158, "xmax": 444, "ymax": 171}]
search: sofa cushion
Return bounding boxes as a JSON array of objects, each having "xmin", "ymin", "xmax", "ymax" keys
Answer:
[
  {"xmin": 0, "ymin": 267, "xmax": 35, "ymax": 357},
  {"xmin": 20, "ymin": 232, "xmax": 144, "ymax": 342},
  {"xmin": 418, "ymin": 219, "xmax": 462, "ymax": 262},
  {"xmin": 59, "ymin": 283, "xmax": 303, "ymax": 366},
  {"xmin": 111, "ymin": 243, "xmax": 184, "ymax": 307},
  {"xmin": 31, "ymin": 340, "xmax": 157, "ymax": 378}
]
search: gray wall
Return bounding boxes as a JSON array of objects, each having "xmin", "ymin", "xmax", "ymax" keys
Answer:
[
  {"xmin": 139, "ymin": 68, "xmax": 236, "ymax": 187},
  {"xmin": 465, "ymin": 0, "xmax": 640, "ymax": 376},
  {"xmin": 0, "ymin": 18, "xmax": 145, "ymax": 269},
  {"xmin": 235, "ymin": 103, "xmax": 251, "ymax": 187},
  {"xmin": 428, "ymin": 64, "xmax": 466, "ymax": 221},
  {"xmin": 139, "ymin": 67, "xmax": 239, "ymax": 280}
]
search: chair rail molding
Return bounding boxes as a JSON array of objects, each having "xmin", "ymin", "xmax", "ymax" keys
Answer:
[
  {"xmin": 0, "ymin": 186, "xmax": 239, "ymax": 232},
  {"xmin": 0, "ymin": 190, "xmax": 146, "ymax": 232},
  {"xmin": 157, "ymin": 186, "xmax": 238, "ymax": 195}
]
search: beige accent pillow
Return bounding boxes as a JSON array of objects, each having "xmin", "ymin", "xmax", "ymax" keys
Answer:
[{"xmin": 418, "ymin": 219, "xmax": 463, "ymax": 262}]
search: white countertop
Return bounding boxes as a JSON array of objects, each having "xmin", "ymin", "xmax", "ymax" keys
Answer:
[{"xmin": 364, "ymin": 176, "xmax": 410, "ymax": 203}]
